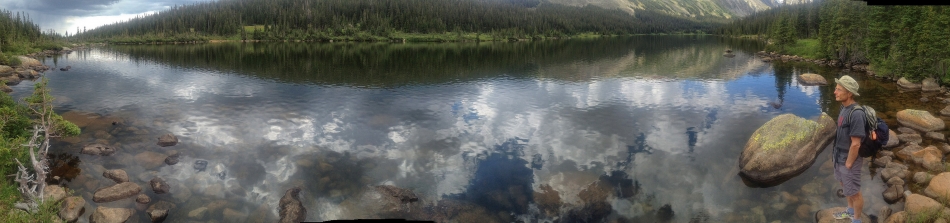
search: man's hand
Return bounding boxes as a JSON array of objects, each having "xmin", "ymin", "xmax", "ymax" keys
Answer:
[{"xmin": 846, "ymin": 136, "xmax": 861, "ymax": 169}]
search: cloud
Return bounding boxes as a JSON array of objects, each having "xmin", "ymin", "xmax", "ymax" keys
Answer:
[{"xmin": 0, "ymin": 0, "xmax": 214, "ymax": 34}]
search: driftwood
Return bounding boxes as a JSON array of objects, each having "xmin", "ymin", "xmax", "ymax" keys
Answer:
[{"xmin": 13, "ymin": 79, "xmax": 63, "ymax": 212}]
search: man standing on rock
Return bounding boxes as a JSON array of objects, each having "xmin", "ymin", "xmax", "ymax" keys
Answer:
[{"xmin": 832, "ymin": 75, "xmax": 866, "ymax": 223}]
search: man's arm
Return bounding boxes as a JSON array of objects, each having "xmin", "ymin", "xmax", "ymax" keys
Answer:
[{"xmin": 846, "ymin": 136, "xmax": 861, "ymax": 169}]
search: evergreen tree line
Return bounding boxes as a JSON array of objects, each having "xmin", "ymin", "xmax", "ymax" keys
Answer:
[
  {"xmin": 716, "ymin": 0, "xmax": 950, "ymax": 82},
  {"xmin": 71, "ymin": 0, "xmax": 716, "ymax": 42},
  {"xmin": 0, "ymin": 10, "xmax": 67, "ymax": 65}
]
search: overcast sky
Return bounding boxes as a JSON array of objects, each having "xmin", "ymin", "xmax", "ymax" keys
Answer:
[{"xmin": 0, "ymin": 0, "xmax": 214, "ymax": 35}]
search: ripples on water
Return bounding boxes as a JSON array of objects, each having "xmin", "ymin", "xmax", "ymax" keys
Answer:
[{"xmin": 18, "ymin": 36, "xmax": 940, "ymax": 222}]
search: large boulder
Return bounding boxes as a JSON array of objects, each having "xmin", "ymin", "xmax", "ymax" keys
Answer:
[
  {"xmin": 89, "ymin": 207, "xmax": 133, "ymax": 223},
  {"xmin": 815, "ymin": 207, "xmax": 872, "ymax": 223},
  {"xmin": 925, "ymin": 173, "xmax": 950, "ymax": 202},
  {"xmin": 157, "ymin": 133, "xmax": 178, "ymax": 147},
  {"xmin": 739, "ymin": 113, "xmax": 836, "ymax": 187},
  {"xmin": 278, "ymin": 187, "xmax": 307, "ymax": 223},
  {"xmin": 0, "ymin": 65, "xmax": 13, "ymax": 76},
  {"xmin": 896, "ymin": 109, "xmax": 946, "ymax": 132},
  {"xmin": 898, "ymin": 77, "xmax": 921, "ymax": 89},
  {"xmin": 0, "ymin": 75, "xmax": 18, "ymax": 85},
  {"xmin": 797, "ymin": 73, "xmax": 828, "ymax": 86},
  {"xmin": 905, "ymin": 194, "xmax": 946, "ymax": 217},
  {"xmin": 59, "ymin": 196, "xmax": 85, "ymax": 223},
  {"xmin": 80, "ymin": 143, "xmax": 116, "ymax": 156},
  {"xmin": 16, "ymin": 56, "xmax": 42, "ymax": 67},
  {"xmin": 922, "ymin": 78, "xmax": 941, "ymax": 92},
  {"xmin": 93, "ymin": 182, "xmax": 142, "ymax": 203}
]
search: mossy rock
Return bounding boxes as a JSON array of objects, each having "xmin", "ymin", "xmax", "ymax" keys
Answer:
[
  {"xmin": 797, "ymin": 73, "xmax": 828, "ymax": 86},
  {"xmin": 896, "ymin": 109, "xmax": 945, "ymax": 132},
  {"xmin": 815, "ymin": 207, "xmax": 872, "ymax": 223},
  {"xmin": 739, "ymin": 113, "xmax": 836, "ymax": 187}
]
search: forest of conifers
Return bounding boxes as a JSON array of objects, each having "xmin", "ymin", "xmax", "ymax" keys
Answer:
[
  {"xmin": 716, "ymin": 0, "xmax": 950, "ymax": 82},
  {"xmin": 70, "ymin": 0, "xmax": 715, "ymax": 43}
]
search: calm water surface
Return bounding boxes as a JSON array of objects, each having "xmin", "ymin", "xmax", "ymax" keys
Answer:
[{"xmin": 14, "ymin": 36, "xmax": 946, "ymax": 222}]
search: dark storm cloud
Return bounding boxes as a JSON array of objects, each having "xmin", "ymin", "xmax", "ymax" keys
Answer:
[{"xmin": 0, "ymin": 0, "xmax": 214, "ymax": 34}]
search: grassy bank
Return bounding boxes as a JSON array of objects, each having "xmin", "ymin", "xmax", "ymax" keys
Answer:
[
  {"xmin": 0, "ymin": 80, "xmax": 80, "ymax": 222},
  {"xmin": 780, "ymin": 39, "xmax": 820, "ymax": 60}
]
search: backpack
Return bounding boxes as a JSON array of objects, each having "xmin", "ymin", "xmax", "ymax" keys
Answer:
[{"xmin": 847, "ymin": 105, "xmax": 890, "ymax": 157}]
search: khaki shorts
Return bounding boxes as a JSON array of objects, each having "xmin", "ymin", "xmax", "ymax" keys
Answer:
[{"xmin": 833, "ymin": 156, "xmax": 864, "ymax": 197}]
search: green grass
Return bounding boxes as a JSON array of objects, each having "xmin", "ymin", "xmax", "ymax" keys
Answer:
[
  {"xmin": 906, "ymin": 207, "xmax": 948, "ymax": 223},
  {"xmin": 783, "ymin": 39, "xmax": 821, "ymax": 59}
]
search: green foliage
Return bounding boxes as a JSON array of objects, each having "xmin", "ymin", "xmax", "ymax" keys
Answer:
[
  {"xmin": 73, "ymin": 0, "xmax": 718, "ymax": 43},
  {"xmin": 782, "ymin": 39, "xmax": 821, "ymax": 60},
  {"xmin": 906, "ymin": 207, "xmax": 948, "ymax": 223},
  {"xmin": 0, "ymin": 78, "xmax": 79, "ymax": 221}
]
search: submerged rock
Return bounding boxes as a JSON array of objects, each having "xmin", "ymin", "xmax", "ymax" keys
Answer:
[
  {"xmin": 135, "ymin": 151, "xmax": 166, "ymax": 170},
  {"xmin": 797, "ymin": 73, "xmax": 828, "ymax": 86},
  {"xmin": 80, "ymin": 143, "xmax": 116, "ymax": 156},
  {"xmin": 739, "ymin": 113, "xmax": 836, "ymax": 187},
  {"xmin": 815, "ymin": 207, "xmax": 871, "ymax": 223},
  {"xmin": 375, "ymin": 185, "xmax": 419, "ymax": 204},
  {"xmin": 534, "ymin": 184, "xmax": 562, "ymax": 217},
  {"xmin": 897, "ymin": 109, "xmax": 946, "ymax": 133},
  {"xmin": 164, "ymin": 150, "xmax": 180, "ymax": 165},
  {"xmin": 278, "ymin": 187, "xmax": 307, "ymax": 223},
  {"xmin": 93, "ymin": 182, "xmax": 142, "ymax": 203},
  {"xmin": 157, "ymin": 133, "xmax": 178, "ymax": 147},
  {"xmin": 88, "ymin": 207, "xmax": 132, "ymax": 223}
]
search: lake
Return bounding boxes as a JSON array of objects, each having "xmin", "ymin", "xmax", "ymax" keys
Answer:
[{"xmin": 13, "ymin": 36, "xmax": 945, "ymax": 222}]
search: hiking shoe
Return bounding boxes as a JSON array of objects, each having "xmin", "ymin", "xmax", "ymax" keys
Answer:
[{"xmin": 832, "ymin": 210, "xmax": 854, "ymax": 220}]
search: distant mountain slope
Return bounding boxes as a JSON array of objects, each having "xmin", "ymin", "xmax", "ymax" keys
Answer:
[{"xmin": 545, "ymin": 0, "xmax": 812, "ymax": 19}]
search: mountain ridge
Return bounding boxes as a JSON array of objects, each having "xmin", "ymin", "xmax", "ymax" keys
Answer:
[{"xmin": 544, "ymin": 0, "xmax": 813, "ymax": 20}]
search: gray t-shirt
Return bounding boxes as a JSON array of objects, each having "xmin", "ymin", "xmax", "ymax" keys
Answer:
[{"xmin": 834, "ymin": 103, "xmax": 866, "ymax": 165}]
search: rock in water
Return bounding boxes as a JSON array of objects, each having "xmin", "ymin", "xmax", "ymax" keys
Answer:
[
  {"xmin": 88, "ymin": 207, "xmax": 133, "ymax": 223},
  {"xmin": 164, "ymin": 150, "xmax": 180, "ymax": 165},
  {"xmin": 884, "ymin": 130, "xmax": 899, "ymax": 148},
  {"xmin": 896, "ymin": 109, "xmax": 946, "ymax": 133},
  {"xmin": 883, "ymin": 184, "xmax": 904, "ymax": 204},
  {"xmin": 59, "ymin": 196, "xmax": 85, "ymax": 222},
  {"xmin": 797, "ymin": 73, "xmax": 828, "ymax": 86},
  {"xmin": 897, "ymin": 77, "xmax": 921, "ymax": 89},
  {"xmin": 150, "ymin": 177, "xmax": 170, "ymax": 194},
  {"xmin": 815, "ymin": 207, "xmax": 871, "ymax": 223},
  {"xmin": 739, "ymin": 113, "xmax": 836, "ymax": 187},
  {"xmin": 157, "ymin": 133, "xmax": 178, "ymax": 147},
  {"xmin": 279, "ymin": 187, "xmax": 307, "ymax": 223},
  {"xmin": 93, "ymin": 182, "xmax": 142, "ymax": 203},
  {"xmin": 103, "ymin": 169, "xmax": 129, "ymax": 183},
  {"xmin": 81, "ymin": 143, "xmax": 116, "ymax": 156}
]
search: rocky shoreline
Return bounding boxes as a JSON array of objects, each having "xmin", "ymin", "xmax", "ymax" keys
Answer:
[
  {"xmin": 0, "ymin": 46, "xmax": 88, "ymax": 93},
  {"xmin": 756, "ymin": 51, "xmax": 950, "ymax": 94}
]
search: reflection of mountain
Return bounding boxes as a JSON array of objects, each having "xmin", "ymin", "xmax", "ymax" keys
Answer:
[{"xmin": 103, "ymin": 36, "xmax": 764, "ymax": 87}]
